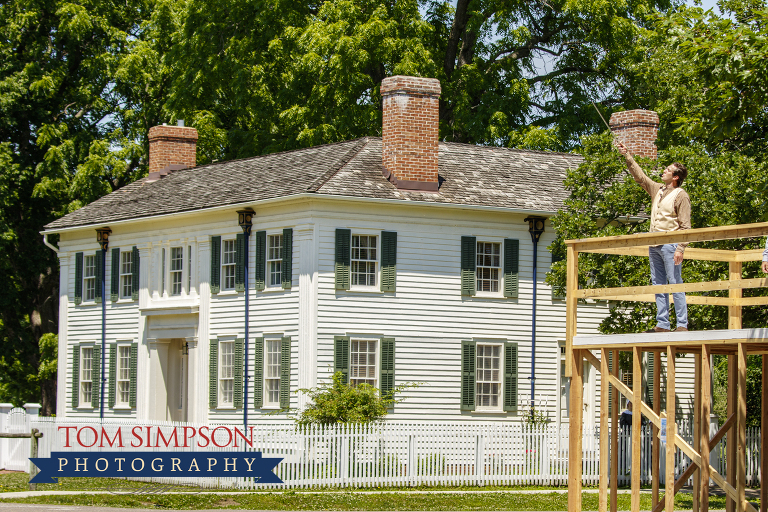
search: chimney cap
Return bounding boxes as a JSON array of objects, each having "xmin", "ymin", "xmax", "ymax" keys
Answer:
[
  {"xmin": 381, "ymin": 75, "xmax": 441, "ymax": 97},
  {"xmin": 177, "ymin": 119, "xmax": 185, "ymax": 127}
]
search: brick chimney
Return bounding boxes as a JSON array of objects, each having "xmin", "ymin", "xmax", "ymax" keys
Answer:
[
  {"xmin": 147, "ymin": 121, "xmax": 198, "ymax": 182},
  {"xmin": 381, "ymin": 76, "xmax": 441, "ymax": 192},
  {"xmin": 609, "ymin": 110, "xmax": 660, "ymax": 159}
]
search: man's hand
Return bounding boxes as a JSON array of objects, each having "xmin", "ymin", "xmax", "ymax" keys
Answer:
[
  {"xmin": 614, "ymin": 140, "xmax": 629, "ymax": 156},
  {"xmin": 762, "ymin": 261, "xmax": 768, "ymax": 273},
  {"xmin": 674, "ymin": 251, "xmax": 684, "ymax": 265}
]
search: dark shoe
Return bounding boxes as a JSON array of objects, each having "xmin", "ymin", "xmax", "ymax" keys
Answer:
[
  {"xmin": 674, "ymin": 327, "xmax": 688, "ymax": 332},
  {"xmin": 644, "ymin": 327, "xmax": 670, "ymax": 333}
]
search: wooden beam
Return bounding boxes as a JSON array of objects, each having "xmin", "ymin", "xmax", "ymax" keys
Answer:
[
  {"xmin": 565, "ymin": 245, "xmax": 578, "ymax": 378},
  {"xmin": 737, "ymin": 343, "xmax": 747, "ymax": 512},
  {"xmin": 729, "ymin": 262, "xmax": 743, "ymax": 330},
  {"xmin": 569, "ymin": 349, "xmax": 584, "ymax": 512},
  {"xmin": 666, "ymin": 346, "xmax": 676, "ymax": 512},
  {"xmin": 694, "ymin": 353, "xmax": 701, "ymax": 512},
  {"xmin": 588, "ymin": 294, "xmax": 742, "ymax": 306},
  {"xmin": 566, "ymin": 221, "xmax": 768, "ymax": 252},
  {"xmin": 652, "ymin": 462, "xmax": 699, "ymax": 512},
  {"xmin": 600, "ymin": 348, "xmax": 610, "ymax": 512},
  {"xmin": 701, "ymin": 344, "xmax": 712, "ymax": 512},
  {"xmin": 578, "ymin": 247, "xmax": 765, "ymax": 262},
  {"xmin": 632, "ymin": 346, "xmax": 642, "ymax": 512},
  {"xmin": 653, "ymin": 351, "xmax": 661, "ymax": 511},
  {"xmin": 575, "ymin": 277, "xmax": 768, "ymax": 300},
  {"xmin": 611, "ymin": 349, "xmax": 619, "ymax": 512},
  {"xmin": 761, "ymin": 355, "xmax": 767, "ymax": 512}
]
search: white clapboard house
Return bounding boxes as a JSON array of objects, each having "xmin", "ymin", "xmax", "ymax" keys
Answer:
[{"xmin": 43, "ymin": 76, "xmax": 694, "ymax": 427}]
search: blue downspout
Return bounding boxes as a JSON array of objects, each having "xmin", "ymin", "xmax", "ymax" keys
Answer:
[
  {"xmin": 243, "ymin": 229, "xmax": 249, "ymax": 431},
  {"xmin": 524, "ymin": 217, "xmax": 545, "ymax": 415}
]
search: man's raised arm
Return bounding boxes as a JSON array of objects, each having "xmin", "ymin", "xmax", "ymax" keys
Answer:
[{"xmin": 614, "ymin": 140, "xmax": 660, "ymax": 197}]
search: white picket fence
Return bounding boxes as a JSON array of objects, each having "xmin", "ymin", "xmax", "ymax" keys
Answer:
[
  {"xmin": 1, "ymin": 411, "xmax": 763, "ymax": 489},
  {"xmin": 0, "ymin": 404, "xmax": 39, "ymax": 472}
]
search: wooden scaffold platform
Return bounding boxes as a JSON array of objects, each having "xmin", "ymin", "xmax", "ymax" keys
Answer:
[{"xmin": 564, "ymin": 221, "xmax": 768, "ymax": 512}]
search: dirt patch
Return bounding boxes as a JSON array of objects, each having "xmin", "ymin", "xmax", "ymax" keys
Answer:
[
  {"xmin": 0, "ymin": 470, "xmax": 21, "ymax": 475},
  {"xmin": 216, "ymin": 497, "xmax": 241, "ymax": 507}
]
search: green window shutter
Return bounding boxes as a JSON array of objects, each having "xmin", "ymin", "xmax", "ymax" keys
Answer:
[
  {"xmin": 646, "ymin": 352, "xmax": 654, "ymax": 407},
  {"xmin": 280, "ymin": 337, "xmax": 291, "ymax": 408},
  {"xmin": 380, "ymin": 231, "xmax": 397, "ymax": 292},
  {"xmin": 235, "ymin": 234, "xmax": 245, "ymax": 292},
  {"xmin": 111, "ymin": 248, "xmax": 119, "ymax": 302},
  {"xmin": 108, "ymin": 344, "xmax": 117, "ymax": 408},
  {"xmin": 74, "ymin": 253, "xmax": 83, "ymax": 305},
  {"xmin": 253, "ymin": 337, "xmax": 264, "ymax": 408},
  {"xmin": 608, "ymin": 351, "xmax": 613, "ymax": 416},
  {"xmin": 460, "ymin": 236, "xmax": 476, "ymax": 296},
  {"xmin": 234, "ymin": 338, "xmax": 244, "ymax": 408},
  {"xmin": 131, "ymin": 246, "xmax": 140, "ymax": 301},
  {"xmin": 281, "ymin": 228, "xmax": 293, "ymax": 289},
  {"xmin": 255, "ymin": 231, "xmax": 266, "ymax": 291},
  {"xmin": 91, "ymin": 345, "xmax": 101, "ymax": 408},
  {"xmin": 210, "ymin": 236, "xmax": 221, "ymax": 294},
  {"xmin": 129, "ymin": 343, "xmax": 138, "ymax": 408},
  {"xmin": 209, "ymin": 339, "xmax": 219, "ymax": 408},
  {"xmin": 94, "ymin": 250, "xmax": 103, "ymax": 303},
  {"xmin": 504, "ymin": 342, "xmax": 519, "ymax": 412},
  {"xmin": 461, "ymin": 341, "xmax": 476, "ymax": 410},
  {"xmin": 72, "ymin": 345, "xmax": 80, "ymax": 407},
  {"xmin": 334, "ymin": 336, "xmax": 350, "ymax": 384},
  {"xmin": 335, "ymin": 229, "xmax": 351, "ymax": 290},
  {"xmin": 504, "ymin": 239, "xmax": 520, "ymax": 298},
  {"xmin": 380, "ymin": 338, "xmax": 395, "ymax": 397}
]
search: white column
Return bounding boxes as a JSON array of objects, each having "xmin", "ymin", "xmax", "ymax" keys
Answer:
[
  {"xmin": 147, "ymin": 339, "xmax": 170, "ymax": 421},
  {"xmin": 136, "ymin": 244, "xmax": 151, "ymax": 421},
  {"xmin": 56, "ymin": 253, "xmax": 69, "ymax": 419},
  {"xmin": 295, "ymin": 223, "xmax": 318, "ymax": 409},
  {"xmin": 195, "ymin": 237, "xmax": 211, "ymax": 424}
]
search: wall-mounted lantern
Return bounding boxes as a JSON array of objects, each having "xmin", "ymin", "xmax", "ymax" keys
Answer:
[
  {"xmin": 237, "ymin": 208, "xmax": 255, "ymax": 235},
  {"xmin": 95, "ymin": 227, "xmax": 112, "ymax": 250}
]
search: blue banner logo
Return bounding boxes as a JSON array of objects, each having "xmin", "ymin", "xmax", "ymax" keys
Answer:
[{"xmin": 30, "ymin": 452, "xmax": 283, "ymax": 484}]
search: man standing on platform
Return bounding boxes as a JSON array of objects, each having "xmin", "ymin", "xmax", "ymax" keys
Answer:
[
  {"xmin": 763, "ymin": 237, "xmax": 768, "ymax": 273},
  {"xmin": 615, "ymin": 140, "xmax": 691, "ymax": 332}
]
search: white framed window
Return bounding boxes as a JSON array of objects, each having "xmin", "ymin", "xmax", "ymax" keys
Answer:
[
  {"xmin": 219, "ymin": 341, "xmax": 234, "ymax": 406},
  {"xmin": 264, "ymin": 339, "xmax": 281, "ymax": 406},
  {"xmin": 267, "ymin": 234, "xmax": 283, "ymax": 287},
  {"xmin": 475, "ymin": 343, "xmax": 502, "ymax": 410},
  {"xmin": 187, "ymin": 245, "xmax": 192, "ymax": 292},
  {"xmin": 221, "ymin": 239, "xmax": 236, "ymax": 291},
  {"xmin": 350, "ymin": 339, "xmax": 377, "ymax": 387},
  {"xmin": 351, "ymin": 235, "xmax": 378, "ymax": 287},
  {"xmin": 476, "ymin": 241, "xmax": 501, "ymax": 293},
  {"xmin": 120, "ymin": 251, "xmax": 133, "ymax": 299},
  {"xmin": 170, "ymin": 246, "xmax": 183, "ymax": 295},
  {"xmin": 83, "ymin": 255, "xmax": 96, "ymax": 302},
  {"xmin": 80, "ymin": 346, "xmax": 94, "ymax": 407},
  {"xmin": 116, "ymin": 345, "xmax": 131, "ymax": 406}
]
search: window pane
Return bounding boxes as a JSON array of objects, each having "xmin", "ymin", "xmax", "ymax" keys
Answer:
[
  {"xmin": 350, "ymin": 339, "xmax": 377, "ymax": 387},
  {"xmin": 475, "ymin": 344, "xmax": 502, "ymax": 409},
  {"xmin": 351, "ymin": 235, "xmax": 378, "ymax": 287},
  {"xmin": 476, "ymin": 242, "xmax": 501, "ymax": 293},
  {"xmin": 222, "ymin": 240, "xmax": 236, "ymax": 290},
  {"xmin": 268, "ymin": 235, "xmax": 283, "ymax": 287}
]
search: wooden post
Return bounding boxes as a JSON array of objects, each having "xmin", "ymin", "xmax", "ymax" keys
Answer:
[
  {"xmin": 666, "ymin": 346, "xmax": 676, "ymax": 512},
  {"xmin": 569, "ymin": 348, "xmax": 584, "ymax": 512},
  {"xmin": 653, "ymin": 351, "xmax": 661, "ymax": 509},
  {"xmin": 600, "ymin": 348, "xmax": 610, "ymax": 512},
  {"xmin": 737, "ymin": 343, "xmax": 747, "ymax": 512},
  {"xmin": 728, "ymin": 354, "xmax": 737, "ymax": 512},
  {"xmin": 761, "ymin": 354, "xmax": 767, "ymax": 512},
  {"xmin": 610, "ymin": 349, "xmax": 619, "ymax": 512},
  {"xmin": 728, "ymin": 261, "xmax": 742, "ymax": 512},
  {"xmin": 701, "ymin": 344, "xmax": 712, "ymax": 512},
  {"xmin": 29, "ymin": 428, "xmax": 39, "ymax": 491},
  {"xmin": 565, "ymin": 245, "xmax": 579, "ymax": 378},
  {"xmin": 694, "ymin": 352, "xmax": 702, "ymax": 512},
  {"xmin": 632, "ymin": 346, "xmax": 642, "ymax": 512}
]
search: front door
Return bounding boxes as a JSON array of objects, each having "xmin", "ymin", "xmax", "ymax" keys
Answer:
[{"xmin": 168, "ymin": 339, "xmax": 188, "ymax": 422}]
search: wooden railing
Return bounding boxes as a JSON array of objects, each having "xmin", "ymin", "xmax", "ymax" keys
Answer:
[{"xmin": 564, "ymin": 221, "xmax": 768, "ymax": 377}]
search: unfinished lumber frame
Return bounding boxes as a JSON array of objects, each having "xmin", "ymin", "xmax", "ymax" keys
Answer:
[{"xmin": 564, "ymin": 221, "xmax": 768, "ymax": 512}]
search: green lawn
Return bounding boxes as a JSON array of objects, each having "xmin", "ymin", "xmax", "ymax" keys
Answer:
[{"xmin": 0, "ymin": 473, "xmax": 739, "ymax": 510}]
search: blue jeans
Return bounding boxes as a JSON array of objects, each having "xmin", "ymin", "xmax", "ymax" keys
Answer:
[{"xmin": 648, "ymin": 244, "xmax": 688, "ymax": 329}]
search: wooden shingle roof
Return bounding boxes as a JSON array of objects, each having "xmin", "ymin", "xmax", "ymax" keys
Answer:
[{"xmin": 45, "ymin": 137, "xmax": 583, "ymax": 230}]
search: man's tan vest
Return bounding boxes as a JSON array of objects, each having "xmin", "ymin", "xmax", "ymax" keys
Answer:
[{"xmin": 650, "ymin": 187, "xmax": 683, "ymax": 232}]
